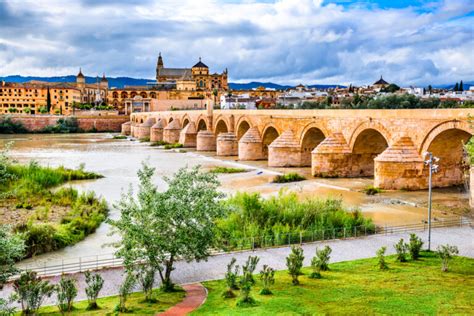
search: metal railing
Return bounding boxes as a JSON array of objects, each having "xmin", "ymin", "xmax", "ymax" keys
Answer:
[{"xmin": 15, "ymin": 216, "xmax": 471, "ymax": 279}]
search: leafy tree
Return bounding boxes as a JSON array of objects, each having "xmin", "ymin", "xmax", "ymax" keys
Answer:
[
  {"xmin": 394, "ymin": 239, "xmax": 409, "ymax": 262},
  {"xmin": 109, "ymin": 164, "xmax": 224, "ymax": 292},
  {"xmin": 223, "ymin": 257, "xmax": 239, "ymax": 298},
  {"xmin": 437, "ymin": 244, "xmax": 459, "ymax": 272},
  {"xmin": 13, "ymin": 271, "xmax": 54, "ymax": 316},
  {"xmin": 376, "ymin": 246, "xmax": 388, "ymax": 270},
  {"xmin": 0, "ymin": 294, "xmax": 18, "ymax": 316},
  {"xmin": 408, "ymin": 234, "xmax": 424, "ymax": 260},
  {"xmin": 56, "ymin": 275, "xmax": 77, "ymax": 314},
  {"xmin": 310, "ymin": 245, "xmax": 332, "ymax": 278},
  {"xmin": 381, "ymin": 83, "xmax": 400, "ymax": 93},
  {"xmin": 259, "ymin": 265, "xmax": 275, "ymax": 295},
  {"xmin": 237, "ymin": 256, "xmax": 260, "ymax": 307},
  {"xmin": 286, "ymin": 246, "xmax": 304, "ymax": 285},
  {"xmin": 116, "ymin": 272, "xmax": 135, "ymax": 313},
  {"xmin": 0, "ymin": 225, "xmax": 25, "ymax": 288},
  {"xmin": 84, "ymin": 271, "xmax": 104, "ymax": 310},
  {"xmin": 136, "ymin": 265, "xmax": 156, "ymax": 302}
]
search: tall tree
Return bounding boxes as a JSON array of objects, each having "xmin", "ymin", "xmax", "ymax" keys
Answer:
[
  {"xmin": 454, "ymin": 82, "xmax": 459, "ymax": 91},
  {"xmin": 109, "ymin": 164, "xmax": 225, "ymax": 292},
  {"xmin": 46, "ymin": 88, "xmax": 52, "ymax": 113},
  {"xmin": 459, "ymin": 80, "xmax": 464, "ymax": 92},
  {"xmin": 428, "ymin": 85, "xmax": 432, "ymax": 94}
]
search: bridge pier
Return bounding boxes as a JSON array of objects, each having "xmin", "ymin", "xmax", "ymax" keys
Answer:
[
  {"xmin": 150, "ymin": 120, "xmax": 164, "ymax": 142},
  {"xmin": 268, "ymin": 130, "xmax": 302, "ymax": 167},
  {"xmin": 374, "ymin": 137, "xmax": 425, "ymax": 190},
  {"xmin": 137, "ymin": 117, "xmax": 154, "ymax": 140},
  {"xmin": 163, "ymin": 120, "xmax": 181, "ymax": 144},
  {"xmin": 131, "ymin": 121, "xmax": 138, "ymax": 138},
  {"xmin": 216, "ymin": 132, "xmax": 238, "ymax": 156},
  {"xmin": 311, "ymin": 133, "xmax": 353, "ymax": 177},
  {"xmin": 239, "ymin": 127, "xmax": 263, "ymax": 160},
  {"xmin": 196, "ymin": 130, "xmax": 216, "ymax": 151},
  {"xmin": 179, "ymin": 122, "xmax": 198, "ymax": 147},
  {"xmin": 121, "ymin": 121, "xmax": 131, "ymax": 135}
]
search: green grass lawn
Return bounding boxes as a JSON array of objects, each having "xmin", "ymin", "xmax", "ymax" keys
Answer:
[
  {"xmin": 193, "ymin": 252, "xmax": 474, "ymax": 315},
  {"xmin": 34, "ymin": 288, "xmax": 185, "ymax": 315}
]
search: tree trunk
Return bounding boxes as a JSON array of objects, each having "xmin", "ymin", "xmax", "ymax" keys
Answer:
[{"xmin": 161, "ymin": 255, "xmax": 175, "ymax": 292}]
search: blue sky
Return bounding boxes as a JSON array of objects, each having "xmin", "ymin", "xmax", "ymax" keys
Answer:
[{"xmin": 0, "ymin": 0, "xmax": 473, "ymax": 86}]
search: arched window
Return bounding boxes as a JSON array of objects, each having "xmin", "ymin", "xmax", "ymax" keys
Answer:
[{"xmin": 199, "ymin": 80, "xmax": 203, "ymax": 87}]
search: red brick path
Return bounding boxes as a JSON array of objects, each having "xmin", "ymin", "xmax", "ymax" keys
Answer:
[{"xmin": 158, "ymin": 283, "xmax": 207, "ymax": 316}]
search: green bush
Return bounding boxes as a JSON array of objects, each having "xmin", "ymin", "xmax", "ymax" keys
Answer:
[
  {"xmin": 0, "ymin": 116, "xmax": 27, "ymax": 133},
  {"xmin": 287, "ymin": 246, "xmax": 304, "ymax": 285},
  {"xmin": 13, "ymin": 271, "xmax": 55, "ymax": 315},
  {"xmin": 272, "ymin": 173, "xmax": 306, "ymax": 183},
  {"xmin": 163, "ymin": 143, "xmax": 183, "ymax": 150},
  {"xmin": 310, "ymin": 245, "xmax": 332, "ymax": 278},
  {"xmin": 259, "ymin": 265, "xmax": 275, "ymax": 295},
  {"xmin": 56, "ymin": 275, "xmax": 78, "ymax": 313},
  {"xmin": 84, "ymin": 271, "xmax": 104, "ymax": 310},
  {"xmin": 363, "ymin": 185, "xmax": 383, "ymax": 195},
  {"xmin": 394, "ymin": 238, "xmax": 409, "ymax": 262},
  {"xmin": 223, "ymin": 257, "xmax": 239, "ymax": 298},
  {"xmin": 408, "ymin": 234, "xmax": 423, "ymax": 260},
  {"xmin": 41, "ymin": 117, "xmax": 80, "ymax": 133},
  {"xmin": 113, "ymin": 135, "xmax": 127, "ymax": 140},
  {"xmin": 150, "ymin": 140, "xmax": 169, "ymax": 146},
  {"xmin": 376, "ymin": 246, "xmax": 388, "ymax": 270},
  {"xmin": 437, "ymin": 244, "xmax": 459, "ymax": 272}
]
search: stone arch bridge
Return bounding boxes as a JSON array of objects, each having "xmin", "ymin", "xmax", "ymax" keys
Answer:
[{"xmin": 123, "ymin": 108, "xmax": 474, "ymax": 190}]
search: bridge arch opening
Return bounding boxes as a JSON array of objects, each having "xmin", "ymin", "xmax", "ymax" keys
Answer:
[
  {"xmin": 168, "ymin": 117, "xmax": 174, "ymax": 124},
  {"xmin": 301, "ymin": 127, "xmax": 326, "ymax": 166},
  {"xmin": 426, "ymin": 128, "xmax": 471, "ymax": 188},
  {"xmin": 182, "ymin": 118, "xmax": 190, "ymax": 128},
  {"xmin": 237, "ymin": 120, "xmax": 251, "ymax": 140},
  {"xmin": 215, "ymin": 119, "xmax": 229, "ymax": 136},
  {"xmin": 197, "ymin": 119, "xmax": 207, "ymax": 131},
  {"xmin": 262, "ymin": 126, "xmax": 279, "ymax": 158},
  {"xmin": 352, "ymin": 128, "xmax": 388, "ymax": 176}
]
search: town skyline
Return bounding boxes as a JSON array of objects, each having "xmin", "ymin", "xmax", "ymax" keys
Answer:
[{"xmin": 1, "ymin": 0, "xmax": 473, "ymax": 86}]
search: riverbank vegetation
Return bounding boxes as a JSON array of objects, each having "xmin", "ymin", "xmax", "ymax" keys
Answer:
[
  {"xmin": 0, "ymin": 146, "xmax": 107, "ymax": 258},
  {"xmin": 272, "ymin": 172, "xmax": 306, "ymax": 183},
  {"xmin": 195, "ymin": 251, "xmax": 474, "ymax": 315},
  {"xmin": 215, "ymin": 191, "xmax": 374, "ymax": 249},
  {"xmin": 209, "ymin": 167, "xmax": 249, "ymax": 174}
]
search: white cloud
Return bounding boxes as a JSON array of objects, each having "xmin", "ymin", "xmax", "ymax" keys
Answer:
[{"xmin": 0, "ymin": 0, "xmax": 472, "ymax": 86}]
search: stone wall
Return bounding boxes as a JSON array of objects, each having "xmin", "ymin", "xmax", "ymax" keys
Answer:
[{"xmin": 6, "ymin": 115, "xmax": 129, "ymax": 132}]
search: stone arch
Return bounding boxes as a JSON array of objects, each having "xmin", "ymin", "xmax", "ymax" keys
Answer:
[
  {"xmin": 352, "ymin": 128, "xmax": 389, "ymax": 176},
  {"xmin": 140, "ymin": 92, "xmax": 148, "ymax": 98},
  {"xmin": 420, "ymin": 120, "xmax": 472, "ymax": 188},
  {"xmin": 181, "ymin": 114, "xmax": 191, "ymax": 128},
  {"xmin": 112, "ymin": 91, "xmax": 119, "ymax": 98},
  {"xmin": 215, "ymin": 119, "xmax": 229, "ymax": 136},
  {"xmin": 130, "ymin": 91, "xmax": 137, "ymax": 98},
  {"xmin": 236, "ymin": 118, "xmax": 251, "ymax": 140},
  {"xmin": 349, "ymin": 121, "xmax": 392, "ymax": 150},
  {"xmin": 120, "ymin": 91, "xmax": 128, "ymax": 99},
  {"xmin": 197, "ymin": 118, "xmax": 208, "ymax": 131},
  {"xmin": 262, "ymin": 125, "xmax": 280, "ymax": 158},
  {"xmin": 300, "ymin": 124, "xmax": 327, "ymax": 166}
]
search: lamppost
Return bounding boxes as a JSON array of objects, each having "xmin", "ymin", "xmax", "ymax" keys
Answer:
[{"xmin": 423, "ymin": 152, "xmax": 439, "ymax": 251}]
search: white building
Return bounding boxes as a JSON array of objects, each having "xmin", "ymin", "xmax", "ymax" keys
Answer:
[{"xmin": 220, "ymin": 94, "xmax": 257, "ymax": 109}]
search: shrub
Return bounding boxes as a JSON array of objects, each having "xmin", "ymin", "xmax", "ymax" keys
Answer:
[
  {"xmin": 163, "ymin": 143, "xmax": 183, "ymax": 149},
  {"xmin": 13, "ymin": 271, "xmax": 54, "ymax": 316},
  {"xmin": 223, "ymin": 257, "xmax": 239, "ymax": 298},
  {"xmin": 363, "ymin": 185, "xmax": 382, "ymax": 195},
  {"xmin": 394, "ymin": 238, "xmax": 409, "ymax": 262},
  {"xmin": 408, "ymin": 234, "xmax": 424, "ymax": 260},
  {"xmin": 56, "ymin": 275, "xmax": 77, "ymax": 313},
  {"xmin": 310, "ymin": 245, "xmax": 332, "ymax": 278},
  {"xmin": 0, "ymin": 295, "xmax": 17, "ymax": 316},
  {"xmin": 376, "ymin": 246, "xmax": 388, "ymax": 270},
  {"xmin": 286, "ymin": 246, "xmax": 304, "ymax": 285},
  {"xmin": 259, "ymin": 265, "xmax": 275, "ymax": 295},
  {"xmin": 272, "ymin": 173, "xmax": 306, "ymax": 183},
  {"xmin": 237, "ymin": 256, "xmax": 260, "ymax": 307},
  {"xmin": 0, "ymin": 116, "xmax": 27, "ymax": 134},
  {"xmin": 150, "ymin": 140, "xmax": 169, "ymax": 146},
  {"xmin": 113, "ymin": 135, "xmax": 127, "ymax": 140},
  {"xmin": 136, "ymin": 265, "xmax": 156, "ymax": 302},
  {"xmin": 116, "ymin": 272, "xmax": 136, "ymax": 313},
  {"xmin": 84, "ymin": 271, "xmax": 104, "ymax": 310},
  {"xmin": 437, "ymin": 244, "xmax": 459, "ymax": 272},
  {"xmin": 0, "ymin": 225, "xmax": 25, "ymax": 287}
]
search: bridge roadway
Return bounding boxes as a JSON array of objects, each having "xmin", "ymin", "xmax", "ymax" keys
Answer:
[{"xmin": 125, "ymin": 108, "xmax": 474, "ymax": 190}]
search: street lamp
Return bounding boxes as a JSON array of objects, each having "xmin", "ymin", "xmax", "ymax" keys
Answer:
[{"xmin": 423, "ymin": 152, "xmax": 439, "ymax": 251}]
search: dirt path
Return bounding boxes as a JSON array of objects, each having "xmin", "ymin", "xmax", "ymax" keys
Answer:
[{"xmin": 158, "ymin": 283, "xmax": 207, "ymax": 316}]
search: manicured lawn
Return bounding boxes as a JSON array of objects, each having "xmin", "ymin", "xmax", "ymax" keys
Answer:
[
  {"xmin": 193, "ymin": 252, "xmax": 474, "ymax": 315},
  {"xmin": 35, "ymin": 288, "xmax": 185, "ymax": 315}
]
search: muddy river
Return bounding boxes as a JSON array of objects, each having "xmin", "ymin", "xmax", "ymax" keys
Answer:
[{"xmin": 0, "ymin": 133, "xmax": 469, "ymax": 268}]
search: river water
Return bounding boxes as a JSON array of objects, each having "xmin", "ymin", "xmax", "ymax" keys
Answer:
[{"xmin": 0, "ymin": 133, "xmax": 469, "ymax": 268}]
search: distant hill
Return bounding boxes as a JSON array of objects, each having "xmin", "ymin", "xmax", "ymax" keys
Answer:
[{"xmin": 1, "ymin": 75, "xmax": 471, "ymax": 91}]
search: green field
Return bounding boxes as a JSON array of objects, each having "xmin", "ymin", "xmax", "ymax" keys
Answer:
[
  {"xmin": 193, "ymin": 252, "xmax": 474, "ymax": 315},
  {"xmin": 35, "ymin": 288, "xmax": 185, "ymax": 315}
]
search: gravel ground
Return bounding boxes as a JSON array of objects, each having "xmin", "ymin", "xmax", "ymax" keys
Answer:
[{"xmin": 1, "ymin": 226, "xmax": 473, "ymax": 307}]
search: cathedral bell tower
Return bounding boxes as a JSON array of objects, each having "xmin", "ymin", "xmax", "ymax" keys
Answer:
[{"xmin": 156, "ymin": 52, "xmax": 164, "ymax": 81}]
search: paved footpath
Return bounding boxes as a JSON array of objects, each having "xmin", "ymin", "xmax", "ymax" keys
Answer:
[
  {"xmin": 158, "ymin": 283, "xmax": 207, "ymax": 316},
  {"xmin": 1, "ymin": 226, "xmax": 473, "ymax": 307}
]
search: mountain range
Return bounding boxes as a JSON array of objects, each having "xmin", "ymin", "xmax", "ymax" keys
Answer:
[{"xmin": 0, "ymin": 75, "xmax": 472, "ymax": 91}]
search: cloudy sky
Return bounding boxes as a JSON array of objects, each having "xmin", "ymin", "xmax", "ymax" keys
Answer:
[{"xmin": 0, "ymin": 0, "xmax": 473, "ymax": 85}]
